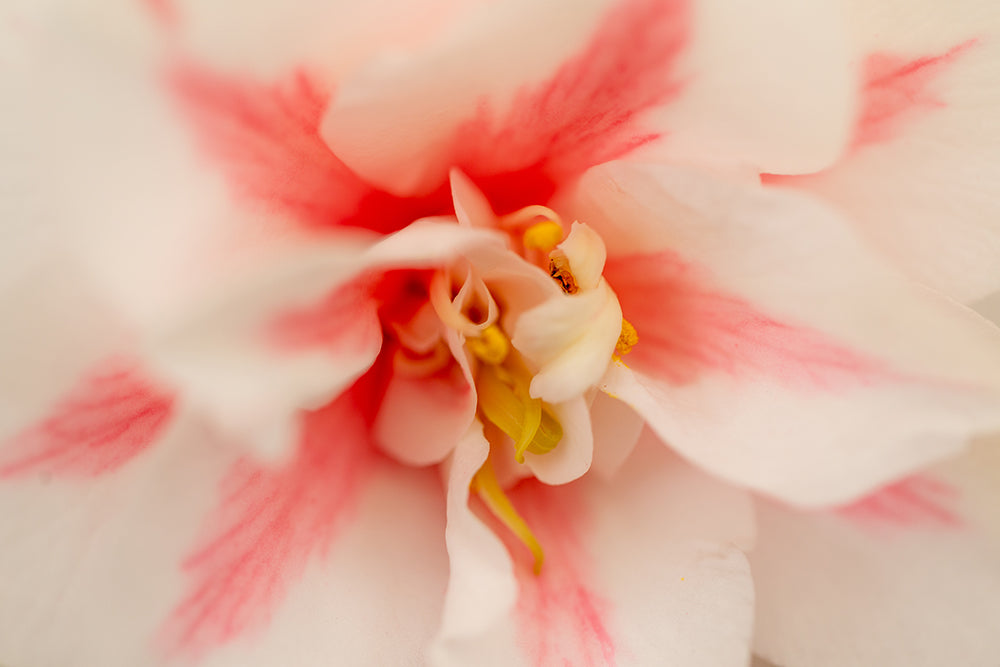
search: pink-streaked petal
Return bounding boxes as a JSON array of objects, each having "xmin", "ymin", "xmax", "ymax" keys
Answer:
[
  {"xmin": 196, "ymin": 457, "xmax": 449, "ymax": 667},
  {"xmin": 0, "ymin": 413, "xmax": 233, "ymax": 667},
  {"xmin": 573, "ymin": 162, "xmax": 1000, "ymax": 505},
  {"xmin": 170, "ymin": 64, "xmax": 451, "ymax": 235},
  {"xmin": 604, "ymin": 251, "xmax": 883, "ymax": 388},
  {"xmin": 837, "ymin": 474, "xmax": 962, "ymax": 528},
  {"xmin": 321, "ymin": 0, "xmax": 687, "ymax": 203},
  {"xmin": 160, "ymin": 391, "xmax": 373, "ymax": 657},
  {"xmin": 435, "ymin": 429, "xmax": 755, "ymax": 666},
  {"xmin": 771, "ymin": 0, "xmax": 1000, "ymax": 302},
  {"xmin": 0, "ymin": 360, "xmax": 175, "ymax": 478},
  {"xmin": 852, "ymin": 42, "xmax": 975, "ymax": 150},
  {"xmin": 751, "ymin": 441, "xmax": 1000, "ymax": 666}
]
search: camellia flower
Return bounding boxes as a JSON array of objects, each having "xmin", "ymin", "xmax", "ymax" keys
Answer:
[{"xmin": 2, "ymin": 0, "xmax": 1000, "ymax": 665}]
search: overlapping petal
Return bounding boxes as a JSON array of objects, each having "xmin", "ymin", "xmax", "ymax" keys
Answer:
[
  {"xmin": 433, "ymin": 428, "xmax": 756, "ymax": 666},
  {"xmin": 750, "ymin": 440, "xmax": 1000, "ymax": 666},
  {"xmin": 572, "ymin": 162, "xmax": 1000, "ymax": 505},
  {"xmin": 775, "ymin": 0, "xmax": 1000, "ymax": 302}
]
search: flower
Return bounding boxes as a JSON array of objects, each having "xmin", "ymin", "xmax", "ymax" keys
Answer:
[{"xmin": 2, "ymin": 0, "xmax": 1000, "ymax": 666}]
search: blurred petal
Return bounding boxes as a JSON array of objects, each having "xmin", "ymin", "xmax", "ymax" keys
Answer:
[
  {"xmin": 750, "ymin": 440, "xmax": 1000, "ymax": 666},
  {"xmin": 0, "ymin": 359, "xmax": 175, "ymax": 478},
  {"xmin": 575, "ymin": 162, "xmax": 1000, "ymax": 505},
  {"xmin": 775, "ymin": 0, "xmax": 1000, "ymax": 301}
]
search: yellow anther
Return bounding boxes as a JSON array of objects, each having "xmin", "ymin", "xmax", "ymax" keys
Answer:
[
  {"xmin": 615, "ymin": 318, "xmax": 638, "ymax": 356},
  {"xmin": 471, "ymin": 456, "xmax": 544, "ymax": 574},
  {"xmin": 467, "ymin": 324, "xmax": 510, "ymax": 365},
  {"xmin": 522, "ymin": 220, "xmax": 564, "ymax": 252}
]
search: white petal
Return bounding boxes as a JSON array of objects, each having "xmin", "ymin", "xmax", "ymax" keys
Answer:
[
  {"xmin": 751, "ymin": 440, "xmax": 1000, "ymax": 666},
  {"xmin": 576, "ymin": 162, "xmax": 1000, "ymax": 505},
  {"xmin": 431, "ymin": 423, "xmax": 518, "ymax": 663},
  {"xmin": 589, "ymin": 391, "xmax": 646, "ymax": 479},
  {"xmin": 555, "ymin": 222, "xmax": 606, "ymax": 291},
  {"xmin": 513, "ymin": 282, "xmax": 622, "ymax": 404},
  {"xmin": 523, "ymin": 395, "xmax": 594, "ymax": 485},
  {"xmin": 779, "ymin": 0, "xmax": 1000, "ymax": 302}
]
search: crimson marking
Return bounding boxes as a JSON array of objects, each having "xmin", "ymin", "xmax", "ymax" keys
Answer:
[
  {"xmin": 170, "ymin": 66, "xmax": 450, "ymax": 234},
  {"xmin": 453, "ymin": 0, "xmax": 689, "ymax": 214},
  {"xmin": 0, "ymin": 361, "xmax": 175, "ymax": 478},
  {"xmin": 838, "ymin": 475, "xmax": 961, "ymax": 528},
  {"xmin": 162, "ymin": 392, "xmax": 373, "ymax": 655},
  {"xmin": 853, "ymin": 42, "xmax": 974, "ymax": 149},
  {"xmin": 172, "ymin": 0, "xmax": 689, "ymax": 233},
  {"xmin": 490, "ymin": 481, "xmax": 618, "ymax": 667},
  {"xmin": 605, "ymin": 252, "xmax": 884, "ymax": 388}
]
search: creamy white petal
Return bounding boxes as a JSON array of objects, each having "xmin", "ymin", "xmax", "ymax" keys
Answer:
[
  {"xmin": 513, "ymin": 282, "xmax": 622, "ymax": 404},
  {"xmin": 751, "ymin": 439, "xmax": 1000, "ymax": 667}
]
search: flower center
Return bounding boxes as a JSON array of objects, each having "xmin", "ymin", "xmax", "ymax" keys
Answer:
[{"xmin": 424, "ymin": 201, "xmax": 639, "ymax": 573}]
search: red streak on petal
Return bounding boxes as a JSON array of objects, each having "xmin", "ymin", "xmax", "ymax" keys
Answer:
[
  {"xmin": 452, "ymin": 0, "xmax": 689, "ymax": 213},
  {"xmin": 838, "ymin": 475, "xmax": 962, "ymax": 529},
  {"xmin": 491, "ymin": 482, "xmax": 617, "ymax": 667},
  {"xmin": 161, "ymin": 391, "xmax": 373, "ymax": 656},
  {"xmin": 605, "ymin": 252, "xmax": 884, "ymax": 388},
  {"xmin": 170, "ymin": 66, "xmax": 450, "ymax": 234},
  {"xmin": 852, "ymin": 41, "xmax": 975, "ymax": 150},
  {"xmin": 0, "ymin": 360, "xmax": 175, "ymax": 478}
]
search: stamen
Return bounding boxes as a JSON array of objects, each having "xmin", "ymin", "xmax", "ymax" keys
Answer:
[
  {"xmin": 477, "ymin": 364, "xmax": 562, "ymax": 463},
  {"xmin": 615, "ymin": 318, "xmax": 638, "ymax": 357},
  {"xmin": 522, "ymin": 220, "xmax": 564, "ymax": 252},
  {"xmin": 467, "ymin": 324, "xmax": 510, "ymax": 365},
  {"xmin": 471, "ymin": 455, "xmax": 544, "ymax": 574}
]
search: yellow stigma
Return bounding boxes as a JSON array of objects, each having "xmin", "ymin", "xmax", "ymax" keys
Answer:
[
  {"xmin": 477, "ymin": 364, "xmax": 562, "ymax": 464},
  {"xmin": 615, "ymin": 318, "xmax": 638, "ymax": 357},
  {"xmin": 471, "ymin": 454, "xmax": 544, "ymax": 574},
  {"xmin": 467, "ymin": 324, "xmax": 510, "ymax": 365},
  {"xmin": 522, "ymin": 220, "xmax": 564, "ymax": 252}
]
